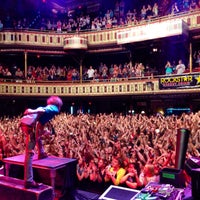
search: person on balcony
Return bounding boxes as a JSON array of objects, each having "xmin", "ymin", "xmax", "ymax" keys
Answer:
[
  {"xmin": 176, "ymin": 59, "xmax": 186, "ymax": 75},
  {"xmin": 0, "ymin": 20, "xmax": 3, "ymax": 31},
  {"xmin": 165, "ymin": 61, "xmax": 173, "ymax": 75}
]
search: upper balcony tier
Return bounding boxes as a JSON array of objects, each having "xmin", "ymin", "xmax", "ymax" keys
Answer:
[
  {"xmin": 0, "ymin": 10, "xmax": 200, "ymax": 98},
  {"xmin": 0, "ymin": 10, "xmax": 200, "ymax": 54}
]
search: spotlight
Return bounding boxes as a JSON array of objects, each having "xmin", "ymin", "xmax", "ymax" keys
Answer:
[{"xmin": 153, "ymin": 48, "xmax": 158, "ymax": 52}]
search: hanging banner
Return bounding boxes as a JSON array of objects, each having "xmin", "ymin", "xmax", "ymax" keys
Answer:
[
  {"xmin": 117, "ymin": 19, "xmax": 188, "ymax": 44},
  {"xmin": 159, "ymin": 73, "xmax": 200, "ymax": 89}
]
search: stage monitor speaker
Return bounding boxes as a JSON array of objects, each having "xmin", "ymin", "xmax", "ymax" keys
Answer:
[
  {"xmin": 175, "ymin": 128, "xmax": 189, "ymax": 170},
  {"xmin": 160, "ymin": 167, "xmax": 185, "ymax": 188},
  {"xmin": 160, "ymin": 129, "xmax": 190, "ymax": 188},
  {"xmin": 185, "ymin": 157, "xmax": 200, "ymax": 200},
  {"xmin": 185, "ymin": 157, "xmax": 200, "ymax": 176},
  {"xmin": 191, "ymin": 168, "xmax": 200, "ymax": 200}
]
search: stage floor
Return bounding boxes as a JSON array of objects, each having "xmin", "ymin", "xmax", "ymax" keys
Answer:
[
  {"xmin": 0, "ymin": 175, "xmax": 54, "ymax": 200},
  {"xmin": 3, "ymin": 154, "xmax": 76, "ymax": 170}
]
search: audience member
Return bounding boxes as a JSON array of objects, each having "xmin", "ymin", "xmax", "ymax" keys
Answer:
[
  {"xmin": 176, "ymin": 59, "xmax": 186, "ymax": 74},
  {"xmin": 87, "ymin": 65, "xmax": 95, "ymax": 81},
  {"xmin": 0, "ymin": 20, "xmax": 3, "ymax": 31},
  {"xmin": 171, "ymin": 2, "xmax": 180, "ymax": 15},
  {"xmin": 165, "ymin": 61, "xmax": 173, "ymax": 75},
  {"xmin": 15, "ymin": 68, "xmax": 24, "ymax": 79},
  {"xmin": 139, "ymin": 164, "xmax": 159, "ymax": 187},
  {"xmin": 104, "ymin": 156, "xmax": 126, "ymax": 186},
  {"xmin": 120, "ymin": 162, "xmax": 142, "ymax": 189}
]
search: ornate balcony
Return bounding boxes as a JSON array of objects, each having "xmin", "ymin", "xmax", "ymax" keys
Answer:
[{"xmin": 0, "ymin": 10, "xmax": 200, "ymax": 98}]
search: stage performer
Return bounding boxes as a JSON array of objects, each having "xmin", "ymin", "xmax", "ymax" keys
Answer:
[{"xmin": 20, "ymin": 96, "xmax": 63, "ymax": 189}]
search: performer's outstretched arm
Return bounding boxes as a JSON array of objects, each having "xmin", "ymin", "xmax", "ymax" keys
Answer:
[{"xmin": 24, "ymin": 107, "xmax": 45, "ymax": 115}]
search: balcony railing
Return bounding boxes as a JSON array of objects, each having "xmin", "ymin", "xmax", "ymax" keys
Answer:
[
  {"xmin": 0, "ymin": 72, "xmax": 200, "ymax": 97},
  {"xmin": 0, "ymin": 10, "xmax": 200, "ymax": 51}
]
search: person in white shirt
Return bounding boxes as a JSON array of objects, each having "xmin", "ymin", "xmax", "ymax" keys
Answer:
[
  {"xmin": 176, "ymin": 59, "xmax": 186, "ymax": 74},
  {"xmin": 87, "ymin": 65, "xmax": 95, "ymax": 80},
  {"xmin": 139, "ymin": 164, "xmax": 159, "ymax": 187}
]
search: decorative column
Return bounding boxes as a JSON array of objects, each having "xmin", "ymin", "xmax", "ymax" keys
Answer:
[
  {"xmin": 80, "ymin": 59, "xmax": 83, "ymax": 83},
  {"xmin": 189, "ymin": 42, "xmax": 192, "ymax": 73},
  {"xmin": 24, "ymin": 51, "xmax": 27, "ymax": 79}
]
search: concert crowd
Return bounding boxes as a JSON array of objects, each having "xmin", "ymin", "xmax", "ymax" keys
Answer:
[{"xmin": 0, "ymin": 111, "xmax": 200, "ymax": 192}]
